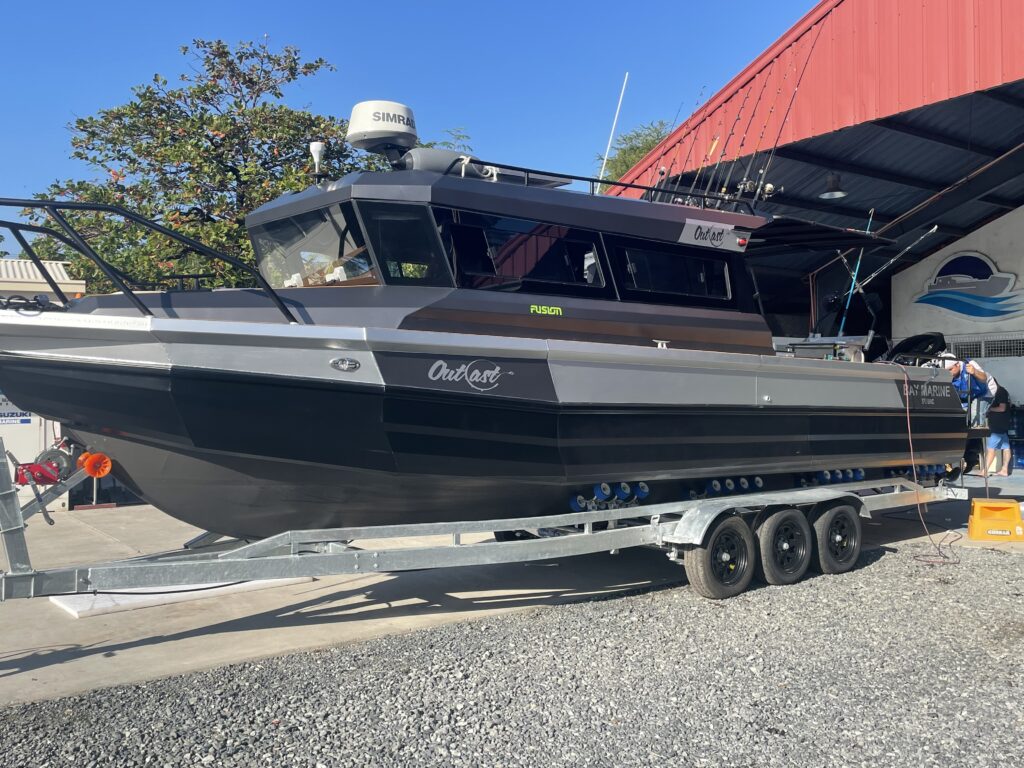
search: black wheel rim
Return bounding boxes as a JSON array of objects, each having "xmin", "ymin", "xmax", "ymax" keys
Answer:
[
  {"xmin": 827, "ymin": 513, "xmax": 858, "ymax": 563},
  {"xmin": 773, "ymin": 520, "xmax": 808, "ymax": 573},
  {"xmin": 710, "ymin": 529, "xmax": 748, "ymax": 586}
]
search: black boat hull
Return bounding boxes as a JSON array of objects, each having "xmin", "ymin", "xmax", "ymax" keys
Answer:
[{"xmin": 0, "ymin": 354, "xmax": 967, "ymax": 538}]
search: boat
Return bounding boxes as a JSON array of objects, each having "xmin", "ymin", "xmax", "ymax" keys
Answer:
[
  {"xmin": 0, "ymin": 101, "xmax": 968, "ymax": 539},
  {"xmin": 927, "ymin": 273, "xmax": 1014, "ymax": 296}
]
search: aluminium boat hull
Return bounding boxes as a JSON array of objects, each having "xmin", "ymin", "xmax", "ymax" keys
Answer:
[{"xmin": 0, "ymin": 300, "xmax": 967, "ymax": 539}]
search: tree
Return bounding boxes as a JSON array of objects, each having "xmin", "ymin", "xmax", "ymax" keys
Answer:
[
  {"xmin": 24, "ymin": 39, "xmax": 390, "ymax": 292},
  {"xmin": 596, "ymin": 120, "xmax": 671, "ymax": 187}
]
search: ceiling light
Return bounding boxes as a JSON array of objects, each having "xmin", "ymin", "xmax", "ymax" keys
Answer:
[{"xmin": 819, "ymin": 172, "xmax": 848, "ymax": 200}]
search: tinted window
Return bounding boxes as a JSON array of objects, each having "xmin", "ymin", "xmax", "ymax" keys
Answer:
[
  {"xmin": 610, "ymin": 237, "xmax": 732, "ymax": 304},
  {"xmin": 358, "ymin": 202, "xmax": 453, "ymax": 287},
  {"xmin": 251, "ymin": 203, "xmax": 378, "ymax": 289},
  {"xmin": 434, "ymin": 209, "xmax": 604, "ymax": 291}
]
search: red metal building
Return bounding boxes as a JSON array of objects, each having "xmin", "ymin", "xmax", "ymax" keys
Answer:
[{"xmin": 615, "ymin": 0, "xmax": 1024, "ymax": 332}]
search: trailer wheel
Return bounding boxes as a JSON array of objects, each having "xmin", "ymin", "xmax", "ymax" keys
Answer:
[
  {"xmin": 684, "ymin": 515, "xmax": 755, "ymax": 599},
  {"xmin": 755, "ymin": 508, "xmax": 812, "ymax": 585},
  {"xmin": 811, "ymin": 504, "xmax": 862, "ymax": 574}
]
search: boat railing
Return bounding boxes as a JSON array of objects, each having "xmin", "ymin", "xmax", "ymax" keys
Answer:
[
  {"xmin": 0, "ymin": 198, "xmax": 300, "ymax": 324},
  {"xmin": 441, "ymin": 159, "xmax": 757, "ymax": 216}
]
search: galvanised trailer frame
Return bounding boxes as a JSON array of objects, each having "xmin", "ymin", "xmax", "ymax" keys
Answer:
[{"xmin": 0, "ymin": 439, "xmax": 966, "ymax": 602}]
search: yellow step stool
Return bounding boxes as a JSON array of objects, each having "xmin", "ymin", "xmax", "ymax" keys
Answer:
[{"xmin": 967, "ymin": 499, "xmax": 1024, "ymax": 542}]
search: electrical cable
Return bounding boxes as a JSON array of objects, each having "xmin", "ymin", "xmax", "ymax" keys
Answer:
[
  {"xmin": 68, "ymin": 581, "xmax": 250, "ymax": 597},
  {"xmin": 882, "ymin": 361, "xmax": 961, "ymax": 565}
]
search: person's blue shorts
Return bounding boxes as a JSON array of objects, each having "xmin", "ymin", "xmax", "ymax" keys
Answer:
[{"xmin": 987, "ymin": 432, "xmax": 1010, "ymax": 450}]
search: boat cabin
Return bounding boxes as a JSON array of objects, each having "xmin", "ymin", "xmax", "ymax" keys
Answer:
[{"xmin": 246, "ymin": 166, "xmax": 765, "ymax": 314}]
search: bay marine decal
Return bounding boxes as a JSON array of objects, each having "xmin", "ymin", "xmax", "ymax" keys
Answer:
[
  {"xmin": 903, "ymin": 381, "xmax": 958, "ymax": 409},
  {"xmin": 913, "ymin": 251, "xmax": 1024, "ymax": 319}
]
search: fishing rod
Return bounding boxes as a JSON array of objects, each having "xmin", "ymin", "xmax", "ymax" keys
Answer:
[
  {"xmin": 719, "ymin": 60, "xmax": 777, "ymax": 202},
  {"xmin": 836, "ymin": 208, "xmax": 874, "ymax": 337},
  {"xmin": 704, "ymin": 81, "xmax": 753, "ymax": 196},
  {"xmin": 755, "ymin": 14, "xmax": 829, "ymax": 201},
  {"xmin": 735, "ymin": 43, "xmax": 796, "ymax": 202},
  {"xmin": 657, "ymin": 86, "xmax": 705, "ymax": 180},
  {"xmin": 662, "ymin": 99, "xmax": 713, "ymax": 202},
  {"xmin": 687, "ymin": 115, "xmax": 724, "ymax": 196},
  {"xmin": 859, "ymin": 225, "xmax": 939, "ymax": 289},
  {"xmin": 651, "ymin": 85, "xmax": 707, "ymax": 197}
]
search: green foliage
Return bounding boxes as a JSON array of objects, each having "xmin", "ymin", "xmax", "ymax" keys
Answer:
[
  {"xmin": 25, "ymin": 39, "xmax": 389, "ymax": 292},
  {"xmin": 597, "ymin": 120, "xmax": 671, "ymax": 188}
]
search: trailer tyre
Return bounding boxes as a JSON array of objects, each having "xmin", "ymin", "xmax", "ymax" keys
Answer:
[
  {"xmin": 755, "ymin": 508, "xmax": 812, "ymax": 585},
  {"xmin": 684, "ymin": 515, "xmax": 755, "ymax": 599},
  {"xmin": 811, "ymin": 504, "xmax": 862, "ymax": 574}
]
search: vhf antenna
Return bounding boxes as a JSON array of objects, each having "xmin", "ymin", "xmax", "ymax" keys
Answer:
[{"xmin": 597, "ymin": 72, "xmax": 630, "ymax": 192}]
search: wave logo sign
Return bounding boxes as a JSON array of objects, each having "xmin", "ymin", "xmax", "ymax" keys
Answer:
[
  {"xmin": 428, "ymin": 359, "xmax": 511, "ymax": 392},
  {"xmin": 913, "ymin": 251, "xmax": 1024, "ymax": 319}
]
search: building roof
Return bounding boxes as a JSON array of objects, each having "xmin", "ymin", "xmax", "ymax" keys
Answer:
[
  {"xmin": 613, "ymin": 0, "xmax": 1024, "ymax": 316},
  {"xmin": 618, "ymin": 0, "xmax": 1024, "ymax": 191}
]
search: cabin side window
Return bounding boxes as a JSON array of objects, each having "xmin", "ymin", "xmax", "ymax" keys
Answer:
[
  {"xmin": 606, "ymin": 235, "xmax": 734, "ymax": 307},
  {"xmin": 250, "ymin": 203, "xmax": 379, "ymax": 289},
  {"xmin": 432, "ymin": 208, "xmax": 608, "ymax": 297},
  {"xmin": 356, "ymin": 202, "xmax": 454, "ymax": 288}
]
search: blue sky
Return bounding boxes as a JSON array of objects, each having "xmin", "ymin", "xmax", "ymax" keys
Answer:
[{"xmin": 0, "ymin": 0, "xmax": 813, "ymax": 198}]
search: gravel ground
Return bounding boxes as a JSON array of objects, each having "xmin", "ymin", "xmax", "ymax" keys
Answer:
[{"xmin": 2, "ymin": 543, "xmax": 1022, "ymax": 768}]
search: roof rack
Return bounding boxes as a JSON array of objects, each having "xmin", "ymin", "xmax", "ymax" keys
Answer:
[
  {"xmin": 0, "ymin": 198, "xmax": 299, "ymax": 324},
  {"xmin": 441, "ymin": 159, "xmax": 758, "ymax": 216}
]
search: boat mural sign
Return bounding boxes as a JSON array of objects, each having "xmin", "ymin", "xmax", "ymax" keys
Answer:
[{"xmin": 912, "ymin": 251, "xmax": 1024, "ymax": 320}]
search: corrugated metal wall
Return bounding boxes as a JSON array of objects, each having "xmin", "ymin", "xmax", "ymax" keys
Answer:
[{"xmin": 618, "ymin": 0, "xmax": 1024, "ymax": 194}]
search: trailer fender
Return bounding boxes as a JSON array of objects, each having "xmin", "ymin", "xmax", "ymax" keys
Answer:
[
  {"xmin": 664, "ymin": 502, "xmax": 755, "ymax": 547},
  {"xmin": 664, "ymin": 492, "xmax": 869, "ymax": 547},
  {"xmin": 806, "ymin": 495, "xmax": 869, "ymax": 522}
]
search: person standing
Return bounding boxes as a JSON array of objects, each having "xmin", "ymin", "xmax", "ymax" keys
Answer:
[
  {"xmin": 938, "ymin": 353, "xmax": 997, "ymax": 426},
  {"xmin": 984, "ymin": 384, "xmax": 1012, "ymax": 477}
]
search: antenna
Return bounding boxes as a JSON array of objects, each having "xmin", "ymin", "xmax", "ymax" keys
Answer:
[
  {"xmin": 309, "ymin": 141, "xmax": 326, "ymax": 183},
  {"xmin": 598, "ymin": 72, "xmax": 629, "ymax": 190}
]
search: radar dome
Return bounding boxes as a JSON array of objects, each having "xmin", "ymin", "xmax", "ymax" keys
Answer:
[{"xmin": 346, "ymin": 100, "xmax": 418, "ymax": 155}]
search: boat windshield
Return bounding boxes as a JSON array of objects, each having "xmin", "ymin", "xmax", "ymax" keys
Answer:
[{"xmin": 250, "ymin": 202, "xmax": 379, "ymax": 289}]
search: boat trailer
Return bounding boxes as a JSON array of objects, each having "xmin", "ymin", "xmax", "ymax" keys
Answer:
[{"xmin": 0, "ymin": 439, "xmax": 967, "ymax": 602}]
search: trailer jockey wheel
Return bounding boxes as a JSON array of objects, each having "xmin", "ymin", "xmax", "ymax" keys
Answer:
[
  {"xmin": 755, "ymin": 508, "xmax": 812, "ymax": 586},
  {"xmin": 684, "ymin": 515, "xmax": 755, "ymax": 599},
  {"xmin": 811, "ymin": 504, "xmax": 862, "ymax": 575}
]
